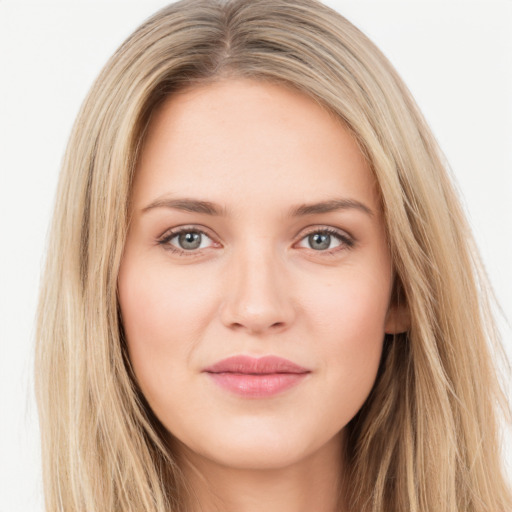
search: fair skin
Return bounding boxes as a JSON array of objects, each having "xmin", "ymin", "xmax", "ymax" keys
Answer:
[{"xmin": 118, "ymin": 78, "xmax": 406, "ymax": 512}]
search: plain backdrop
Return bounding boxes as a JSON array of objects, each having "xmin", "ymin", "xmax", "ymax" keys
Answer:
[{"xmin": 1, "ymin": 1, "xmax": 511, "ymax": 510}]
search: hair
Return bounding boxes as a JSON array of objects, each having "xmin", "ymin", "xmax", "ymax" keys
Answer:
[{"xmin": 35, "ymin": 0, "xmax": 512, "ymax": 510}]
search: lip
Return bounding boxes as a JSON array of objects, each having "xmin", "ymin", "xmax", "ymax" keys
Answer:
[{"xmin": 202, "ymin": 355, "xmax": 311, "ymax": 398}]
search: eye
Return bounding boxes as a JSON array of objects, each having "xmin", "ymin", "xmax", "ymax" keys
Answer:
[
  {"xmin": 157, "ymin": 227, "xmax": 217, "ymax": 255},
  {"xmin": 296, "ymin": 228, "xmax": 354, "ymax": 253}
]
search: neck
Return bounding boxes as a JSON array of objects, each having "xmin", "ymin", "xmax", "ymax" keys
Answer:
[{"xmin": 173, "ymin": 432, "xmax": 347, "ymax": 512}]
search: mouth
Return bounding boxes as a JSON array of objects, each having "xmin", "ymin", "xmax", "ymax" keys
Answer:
[{"xmin": 202, "ymin": 355, "xmax": 311, "ymax": 398}]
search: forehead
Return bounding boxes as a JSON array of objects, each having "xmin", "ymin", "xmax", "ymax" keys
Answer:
[{"xmin": 132, "ymin": 78, "xmax": 379, "ymax": 213}]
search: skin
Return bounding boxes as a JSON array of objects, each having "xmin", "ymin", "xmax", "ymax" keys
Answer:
[{"xmin": 118, "ymin": 78, "xmax": 407, "ymax": 512}]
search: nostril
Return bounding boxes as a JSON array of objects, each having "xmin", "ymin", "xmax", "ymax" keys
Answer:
[{"xmin": 228, "ymin": 320, "xmax": 286, "ymax": 334}]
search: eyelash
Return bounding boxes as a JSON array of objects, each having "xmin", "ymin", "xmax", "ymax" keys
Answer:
[
  {"xmin": 300, "ymin": 227, "xmax": 355, "ymax": 255},
  {"xmin": 156, "ymin": 226, "xmax": 355, "ymax": 258}
]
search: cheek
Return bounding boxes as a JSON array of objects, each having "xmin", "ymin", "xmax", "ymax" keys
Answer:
[
  {"xmin": 304, "ymin": 269, "xmax": 390, "ymax": 414},
  {"xmin": 117, "ymin": 254, "xmax": 215, "ymax": 400},
  {"xmin": 306, "ymin": 266, "xmax": 391, "ymax": 344}
]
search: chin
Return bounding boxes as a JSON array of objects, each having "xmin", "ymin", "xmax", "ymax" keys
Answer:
[
  {"xmin": 202, "ymin": 442, "xmax": 312, "ymax": 471},
  {"xmin": 171, "ymin": 421, "xmax": 343, "ymax": 472}
]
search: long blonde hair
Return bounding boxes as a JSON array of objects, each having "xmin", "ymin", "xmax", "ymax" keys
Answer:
[{"xmin": 35, "ymin": 0, "xmax": 512, "ymax": 510}]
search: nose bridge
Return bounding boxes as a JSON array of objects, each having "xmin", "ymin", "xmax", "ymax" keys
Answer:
[{"xmin": 220, "ymin": 236, "xmax": 294, "ymax": 333}]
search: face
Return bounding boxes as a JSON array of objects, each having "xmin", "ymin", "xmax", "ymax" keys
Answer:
[{"xmin": 118, "ymin": 78, "xmax": 403, "ymax": 472}]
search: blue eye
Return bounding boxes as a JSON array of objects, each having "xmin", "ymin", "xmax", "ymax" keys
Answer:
[
  {"xmin": 306, "ymin": 232, "xmax": 338, "ymax": 251},
  {"xmin": 158, "ymin": 228, "xmax": 215, "ymax": 254},
  {"xmin": 157, "ymin": 226, "xmax": 354, "ymax": 258},
  {"xmin": 297, "ymin": 228, "xmax": 354, "ymax": 252},
  {"xmin": 174, "ymin": 231, "xmax": 206, "ymax": 250}
]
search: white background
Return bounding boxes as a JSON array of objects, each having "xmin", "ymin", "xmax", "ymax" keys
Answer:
[{"xmin": 1, "ymin": 1, "xmax": 511, "ymax": 510}]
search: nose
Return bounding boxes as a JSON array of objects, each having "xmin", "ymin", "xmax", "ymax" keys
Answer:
[{"xmin": 219, "ymin": 241, "xmax": 296, "ymax": 335}]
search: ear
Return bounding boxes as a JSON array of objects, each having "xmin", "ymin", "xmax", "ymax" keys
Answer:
[{"xmin": 384, "ymin": 302, "xmax": 410, "ymax": 334}]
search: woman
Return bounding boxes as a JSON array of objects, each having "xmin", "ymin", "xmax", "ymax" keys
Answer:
[{"xmin": 35, "ymin": 0, "xmax": 512, "ymax": 510}]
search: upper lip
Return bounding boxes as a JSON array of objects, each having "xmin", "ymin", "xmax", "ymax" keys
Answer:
[{"xmin": 203, "ymin": 355, "xmax": 311, "ymax": 375}]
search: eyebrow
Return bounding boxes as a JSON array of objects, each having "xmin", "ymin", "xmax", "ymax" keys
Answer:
[
  {"xmin": 288, "ymin": 198, "xmax": 373, "ymax": 218},
  {"xmin": 141, "ymin": 197, "xmax": 374, "ymax": 218},
  {"xmin": 142, "ymin": 197, "xmax": 227, "ymax": 216}
]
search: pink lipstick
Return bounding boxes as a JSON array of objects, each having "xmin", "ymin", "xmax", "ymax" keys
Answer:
[{"xmin": 203, "ymin": 355, "xmax": 310, "ymax": 398}]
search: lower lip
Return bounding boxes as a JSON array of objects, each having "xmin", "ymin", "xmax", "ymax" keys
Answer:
[{"xmin": 205, "ymin": 372, "xmax": 308, "ymax": 398}]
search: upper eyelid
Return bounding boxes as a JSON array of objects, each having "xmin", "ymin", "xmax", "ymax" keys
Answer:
[
  {"xmin": 298, "ymin": 225, "xmax": 351, "ymax": 237},
  {"xmin": 295, "ymin": 225, "xmax": 354, "ymax": 245},
  {"xmin": 158, "ymin": 224, "xmax": 351, "ymax": 238},
  {"xmin": 158, "ymin": 224, "xmax": 216, "ymax": 240}
]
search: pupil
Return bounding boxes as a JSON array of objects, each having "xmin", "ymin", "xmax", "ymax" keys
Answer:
[
  {"xmin": 179, "ymin": 232, "xmax": 201, "ymax": 250},
  {"xmin": 310, "ymin": 233, "xmax": 330, "ymax": 250}
]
